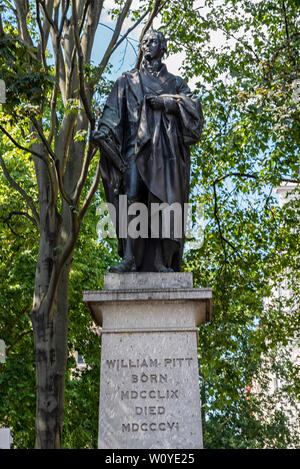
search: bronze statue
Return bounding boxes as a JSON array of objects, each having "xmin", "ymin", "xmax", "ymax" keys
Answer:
[{"xmin": 90, "ymin": 30, "xmax": 203, "ymax": 273}]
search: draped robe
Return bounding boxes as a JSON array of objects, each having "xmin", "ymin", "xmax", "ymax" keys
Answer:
[{"xmin": 96, "ymin": 63, "xmax": 203, "ymax": 271}]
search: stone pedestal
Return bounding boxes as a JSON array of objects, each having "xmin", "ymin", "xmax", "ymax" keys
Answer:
[{"xmin": 83, "ymin": 272, "xmax": 212, "ymax": 449}]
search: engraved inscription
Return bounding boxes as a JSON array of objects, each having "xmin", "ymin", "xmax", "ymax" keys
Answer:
[
  {"xmin": 106, "ymin": 358, "xmax": 159, "ymax": 369},
  {"xmin": 120, "ymin": 389, "xmax": 179, "ymax": 400},
  {"xmin": 122, "ymin": 422, "xmax": 179, "ymax": 432},
  {"xmin": 132, "ymin": 373, "xmax": 167, "ymax": 383},
  {"xmin": 135, "ymin": 406, "xmax": 165, "ymax": 415},
  {"xmin": 104, "ymin": 356, "xmax": 194, "ymax": 434},
  {"xmin": 105, "ymin": 357, "xmax": 193, "ymax": 370}
]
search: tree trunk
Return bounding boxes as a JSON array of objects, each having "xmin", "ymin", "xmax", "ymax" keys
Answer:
[
  {"xmin": 30, "ymin": 151, "xmax": 73, "ymax": 448},
  {"xmin": 32, "ymin": 262, "xmax": 70, "ymax": 449}
]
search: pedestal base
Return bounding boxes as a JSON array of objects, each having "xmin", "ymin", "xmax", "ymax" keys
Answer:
[{"xmin": 83, "ymin": 272, "xmax": 212, "ymax": 449}]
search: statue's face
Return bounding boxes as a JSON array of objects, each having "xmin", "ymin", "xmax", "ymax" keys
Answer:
[{"xmin": 141, "ymin": 33, "xmax": 162, "ymax": 60}]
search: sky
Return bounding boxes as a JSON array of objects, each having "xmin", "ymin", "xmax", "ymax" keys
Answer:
[
  {"xmin": 0, "ymin": 0, "xmax": 238, "ymax": 90},
  {"xmin": 91, "ymin": 1, "xmax": 284, "ymax": 205},
  {"xmin": 89, "ymin": 0, "xmax": 259, "ymax": 96},
  {"xmin": 91, "ymin": 0, "xmax": 233, "ymax": 88}
]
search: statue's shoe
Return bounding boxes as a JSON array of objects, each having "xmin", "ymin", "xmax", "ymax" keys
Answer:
[
  {"xmin": 154, "ymin": 264, "xmax": 174, "ymax": 273},
  {"xmin": 109, "ymin": 257, "xmax": 136, "ymax": 273}
]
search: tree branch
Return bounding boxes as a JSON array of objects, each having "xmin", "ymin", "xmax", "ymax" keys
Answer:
[
  {"xmin": 0, "ymin": 10, "xmax": 4, "ymax": 35},
  {"xmin": 37, "ymin": 0, "xmax": 57, "ymax": 33},
  {"xmin": 72, "ymin": 0, "xmax": 95, "ymax": 129},
  {"xmin": 280, "ymin": 177, "xmax": 300, "ymax": 184},
  {"xmin": 55, "ymin": 159, "xmax": 73, "ymax": 206},
  {"xmin": 281, "ymin": 0, "xmax": 290, "ymax": 42},
  {"xmin": 0, "ymin": 152, "xmax": 40, "ymax": 227},
  {"xmin": 211, "ymin": 172, "xmax": 299, "ymax": 257},
  {"xmin": 212, "ymin": 180, "xmax": 236, "ymax": 257},
  {"xmin": 0, "ymin": 122, "xmax": 60, "ymax": 210},
  {"xmin": 30, "ymin": 116, "xmax": 57, "ymax": 162},
  {"xmin": 41, "ymin": 0, "xmax": 67, "ymax": 104},
  {"xmin": 35, "ymin": 0, "xmax": 48, "ymax": 70},
  {"xmin": 13, "ymin": 0, "xmax": 33, "ymax": 45},
  {"xmin": 1, "ymin": 210, "xmax": 38, "ymax": 228},
  {"xmin": 57, "ymin": 0, "xmax": 70, "ymax": 41},
  {"xmin": 73, "ymin": 145, "xmax": 97, "ymax": 206},
  {"xmin": 40, "ymin": 207, "xmax": 80, "ymax": 322},
  {"xmin": 7, "ymin": 329, "xmax": 33, "ymax": 354},
  {"xmin": 3, "ymin": 1, "xmax": 17, "ymax": 16},
  {"xmin": 0, "ymin": 123, "xmax": 46, "ymax": 161},
  {"xmin": 81, "ymin": 0, "xmax": 104, "ymax": 62},
  {"xmin": 214, "ymin": 172, "xmax": 259, "ymax": 184},
  {"xmin": 1, "ymin": 303, "xmax": 29, "ymax": 332},
  {"xmin": 93, "ymin": 0, "xmax": 133, "ymax": 82},
  {"xmin": 54, "ymin": 112, "xmax": 76, "ymax": 169},
  {"xmin": 111, "ymin": 8, "xmax": 149, "ymax": 57},
  {"xmin": 30, "ymin": 117, "xmax": 75, "ymax": 205},
  {"xmin": 47, "ymin": 82, "xmax": 59, "ymax": 146},
  {"xmin": 214, "ymin": 172, "xmax": 300, "ymax": 185},
  {"xmin": 2, "ymin": 219, "xmax": 27, "ymax": 238},
  {"xmin": 79, "ymin": 153, "xmax": 101, "ymax": 221}
]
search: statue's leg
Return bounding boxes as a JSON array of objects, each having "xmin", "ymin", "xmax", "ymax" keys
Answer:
[
  {"xmin": 109, "ymin": 156, "xmax": 146, "ymax": 273},
  {"xmin": 152, "ymin": 240, "xmax": 174, "ymax": 273},
  {"xmin": 149, "ymin": 194, "xmax": 175, "ymax": 272}
]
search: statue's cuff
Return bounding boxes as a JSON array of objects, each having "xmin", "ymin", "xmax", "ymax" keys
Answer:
[{"xmin": 164, "ymin": 97, "xmax": 178, "ymax": 114}]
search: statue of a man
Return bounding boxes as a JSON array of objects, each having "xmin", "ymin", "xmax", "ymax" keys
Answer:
[{"xmin": 91, "ymin": 30, "xmax": 203, "ymax": 273}]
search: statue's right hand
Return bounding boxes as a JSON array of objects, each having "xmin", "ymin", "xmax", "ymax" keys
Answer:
[{"xmin": 89, "ymin": 130, "xmax": 100, "ymax": 145}]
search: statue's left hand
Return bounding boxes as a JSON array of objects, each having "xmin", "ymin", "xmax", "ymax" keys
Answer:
[{"xmin": 147, "ymin": 95, "xmax": 165, "ymax": 111}]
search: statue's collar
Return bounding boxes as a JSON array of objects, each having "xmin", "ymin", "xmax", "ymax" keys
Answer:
[{"xmin": 141, "ymin": 62, "xmax": 168, "ymax": 79}]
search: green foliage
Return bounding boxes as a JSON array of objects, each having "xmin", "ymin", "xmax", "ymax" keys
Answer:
[
  {"xmin": 0, "ymin": 338, "xmax": 36, "ymax": 449},
  {"xmin": 0, "ymin": 128, "xmax": 116, "ymax": 447},
  {"xmin": 0, "ymin": 34, "xmax": 53, "ymax": 111},
  {"xmin": 0, "ymin": 126, "xmax": 37, "ymax": 448},
  {"xmin": 0, "ymin": 0, "xmax": 299, "ymax": 449},
  {"xmin": 168, "ymin": 0, "xmax": 300, "ymax": 448}
]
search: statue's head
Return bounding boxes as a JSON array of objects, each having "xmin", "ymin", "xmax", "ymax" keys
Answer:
[{"xmin": 141, "ymin": 30, "xmax": 167, "ymax": 61}]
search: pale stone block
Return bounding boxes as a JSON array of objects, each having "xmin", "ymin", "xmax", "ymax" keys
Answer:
[
  {"xmin": 83, "ymin": 272, "xmax": 212, "ymax": 449},
  {"xmin": 0, "ymin": 80, "xmax": 6, "ymax": 104},
  {"xmin": 103, "ymin": 272, "xmax": 193, "ymax": 290},
  {"xmin": 0, "ymin": 339, "xmax": 5, "ymax": 364},
  {"xmin": 0, "ymin": 428, "xmax": 11, "ymax": 449}
]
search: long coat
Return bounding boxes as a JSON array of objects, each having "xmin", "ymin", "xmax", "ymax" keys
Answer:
[{"xmin": 96, "ymin": 63, "xmax": 203, "ymax": 271}]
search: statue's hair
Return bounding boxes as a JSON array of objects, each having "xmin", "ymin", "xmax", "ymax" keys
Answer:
[{"xmin": 143, "ymin": 29, "xmax": 167, "ymax": 55}]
